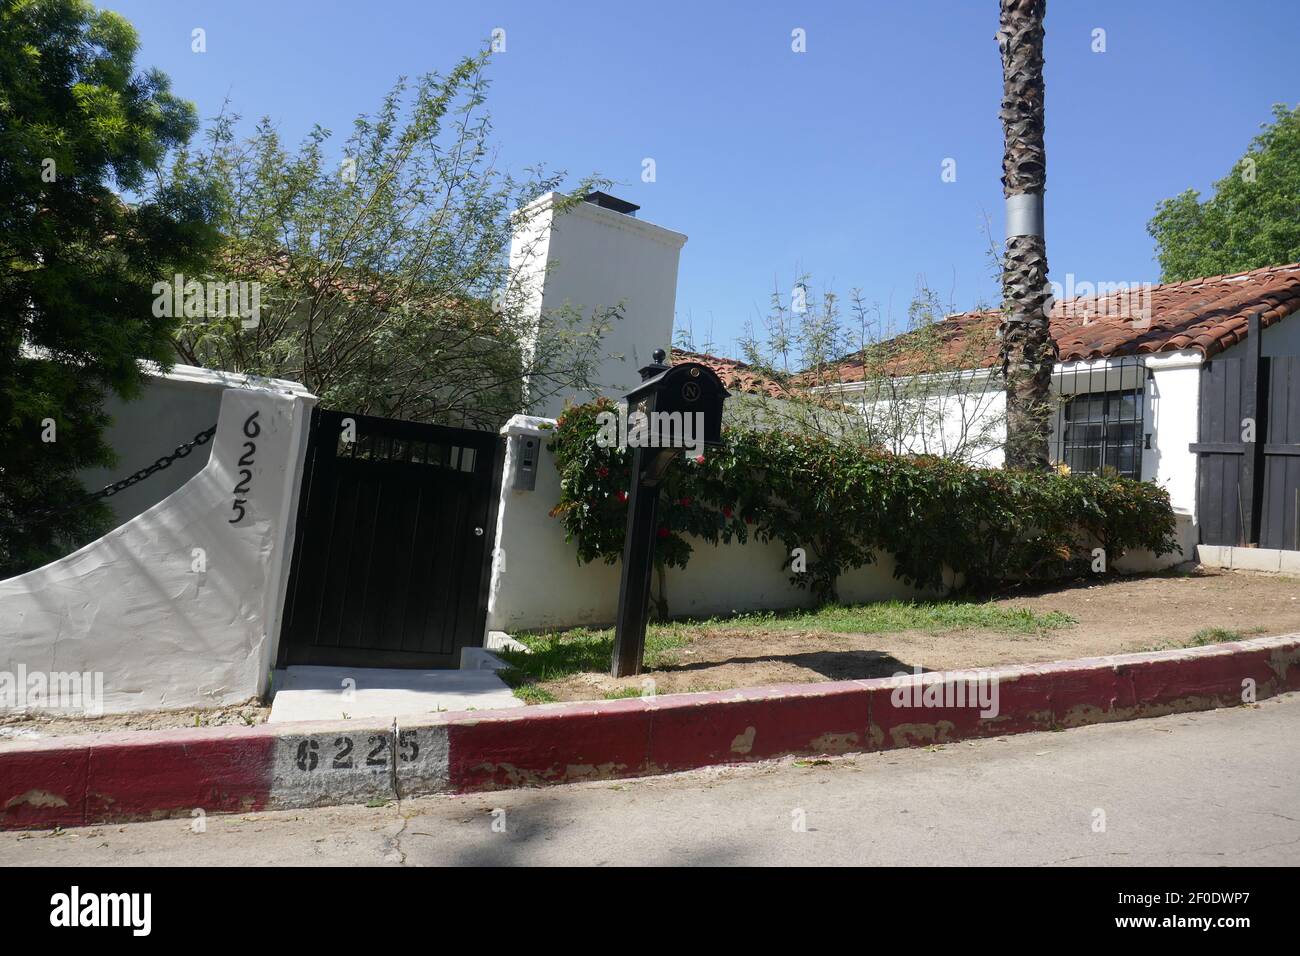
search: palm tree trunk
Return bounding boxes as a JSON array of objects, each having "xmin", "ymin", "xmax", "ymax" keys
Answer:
[{"xmin": 998, "ymin": 0, "xmax": 1056, "ymax": 470}]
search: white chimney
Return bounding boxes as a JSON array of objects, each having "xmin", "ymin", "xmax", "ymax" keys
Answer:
[{"xmin": 508, "ymin": 191, "xmax": 687, "ymax": 418}]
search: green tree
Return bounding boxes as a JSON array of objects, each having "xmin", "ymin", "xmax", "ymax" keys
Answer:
[
  {"xmin": 173, "ymin": 53, "xmax": 614, "ymax": 429},
  {"xmin": 1148, "ymin": 103, "xmax": 1300, "ymax": 281},
  {"xmin": 0, "ymin": 0, "xmax": 219, "ymax": 577}
]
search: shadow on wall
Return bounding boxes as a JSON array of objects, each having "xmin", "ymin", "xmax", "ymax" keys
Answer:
[{"xmin": 78, "ymin": 375, "xmax": 223, "ymax": 531}]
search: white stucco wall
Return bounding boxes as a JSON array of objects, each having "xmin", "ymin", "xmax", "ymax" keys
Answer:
[
  {"xmin": 1142, "ymin": 351, "xmax": 1202, "ymax": 521},
  {"xmin": 835, "ymin": 374, "xmax": 1007, "ymax": 467},
  {"xmin": 486, "ymin": 416, "xmax": 925, "ymax": 634},
  {"xmin": 83, "ymin": 373, "xmax": 220, "ymax": 528},
  {"xmin": 0, "ymin": 384, "xmax": 316, "ymax": 714},
  {"xmin": 78, "ymin": 363, "xmax": 312, "ymax": 529},
  {"xmin": 509, "ymin": 193, "xmax": 687, "ymax": 419}
]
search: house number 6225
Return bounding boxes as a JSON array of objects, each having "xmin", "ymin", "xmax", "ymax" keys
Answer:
[{"xmin": 229, "ymin": 411, "xmax": 261, "ymax": 524}]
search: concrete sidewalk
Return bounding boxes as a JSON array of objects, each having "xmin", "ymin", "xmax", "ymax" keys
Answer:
[
  {"xmin": 268, "ymin": 665, "xmax": 520, "ymax": 723},
  {"xmin": 5, "ymin": 692, "xmax": 1297, "ymax": 866}
]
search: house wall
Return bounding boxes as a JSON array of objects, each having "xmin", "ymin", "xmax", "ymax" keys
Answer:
[
  {"xmin": 509, "ymin": 193, "xmax": 687, "ymax": 419},
  {"xmin": 1143, "ymin": 351, "xmax": 1203, "ymax": 520},
  {"xmin": 1047, "ymin": 352, "xmax": 1201, "ymax": 518},
  {"xmin": 0, "ymin": 385, "xmax": 316, "ymax": 715},
  {"xmin": 1041, "ymin": 352, "xmax": 1201, "ymax": 567},
  {"xmin": 852, "ymin": 374, "xmax": 1003, "ymax": 463},
  {"xmin": 486, "ymin": 416, "xmax": 927, "ymax": 634},
  {"xmin": 824, "ymin": 354, "xmax": 1201, "ymax": 572},
  {"xmin": 848, "ymin": 375, "xmax": 1007, "ymax": 467}
]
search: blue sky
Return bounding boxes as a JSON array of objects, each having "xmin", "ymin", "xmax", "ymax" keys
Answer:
[{"xmin": 105, "ymin": 0, "xmax": 1300, "ymax": 356}]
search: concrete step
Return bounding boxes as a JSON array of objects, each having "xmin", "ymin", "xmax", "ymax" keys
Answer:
[{"xmin": 268, "ymin": 665, "xmax": 521, "ymax": 723}]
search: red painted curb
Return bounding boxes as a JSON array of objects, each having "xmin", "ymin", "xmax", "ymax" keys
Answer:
[
  {"xmin": 86, "ymin": 728, "xmax": 278, "ymax": 822},
  {"xmin": 2, "ymin": 634, "xmax": 1298, "ymax": 829},
  {"xmin": 0, "ymin": 725, "xmax": 279, "ymax": 830},
  {"xmin": 439, "ymin": 635, "xmax": 1300, "ymax": 793},
  {"xmin": 0, "ymin": 744, "xmax": 88, "ymax": 829}
]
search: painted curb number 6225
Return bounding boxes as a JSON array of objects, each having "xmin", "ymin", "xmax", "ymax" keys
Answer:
[{"xmin": 293, "ymin": 731, "xmax": 421, "ymax": 772}]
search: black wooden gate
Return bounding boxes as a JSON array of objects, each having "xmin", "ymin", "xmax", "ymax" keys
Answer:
[
  {"xmin": 279, "ymin": 409, "xmax": 503, "ymax": 668},
  {"xmin": 1192, "ymin": 317, "xmax": 1300, "ymax": 549}
]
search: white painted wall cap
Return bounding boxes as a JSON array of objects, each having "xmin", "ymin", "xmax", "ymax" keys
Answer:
[
  {"xmin": 21, "ymin": 343, "xmax": 317, "ymax": 399},
  {"xmin": 513, "ymin": 191, "xmax": 688, "ymax": 250},
  {"xmin": 1140, "ymin": 349, "xmax": 1206, "ymax": 370},
  {"xmin": 500, "ymin": 414, "xmax": 558, "ymax": 438},
  {"xmin": 143, "ymin": 361, "xmax": 317, "ymax": 399}
]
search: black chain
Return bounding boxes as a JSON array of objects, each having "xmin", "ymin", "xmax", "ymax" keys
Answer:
[{"xmin": 25, "ymin": 423, "xmax": 219, "ymax": 526}]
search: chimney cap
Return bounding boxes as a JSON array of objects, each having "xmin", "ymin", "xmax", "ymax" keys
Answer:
[{"xmin": 583, "ymin": 191, "xmax": 640, "ymax": 216}]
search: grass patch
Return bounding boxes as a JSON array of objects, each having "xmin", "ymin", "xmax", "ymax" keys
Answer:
[
  {"xmin": 602, "ymin": 687, "xmax": 647, "ymax": 700},
  {"xmin": 507, "ymin": 682, "xmax": 558, "ymax": 705},
  {"xmin": 1141, "ymin": 626, "xmax": 1268, "ymax": 652},
  {"xmin": 498, "ymin": 624, "xmax": 692, "ymax": 691},
  {"xmin": 693, "ymin": 600, "xmax": 1075, "ymax": 636},
  {"xmin": 496, "ymin": 600, "xmax": 1073, "ymax": 697},
  {"xmin": 1189, "ymin": 626, "xmax": 1264, "ymax": 645}
]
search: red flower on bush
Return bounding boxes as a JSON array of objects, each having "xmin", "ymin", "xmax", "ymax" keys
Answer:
[
  {"xmin": 694, "ymin": 455, "xmax": 706, "ymax": 465},
  {"xmin": 722, "ymin": 506, "xmax": 733, "ymax": 518},
  {"xmin": 679, "ymin": 496, "xmax": 692, "ymax": 507},
  {"xmin": 617, "ymin": 490, "xmax": 628, "ymax": 503},
  {"xmin": 657, "ymin": 526, "xmax": 670, "ymax": 538},
  {"xmin": 596, "ymin": 466, "xmax": 609, "ymax": 478}
]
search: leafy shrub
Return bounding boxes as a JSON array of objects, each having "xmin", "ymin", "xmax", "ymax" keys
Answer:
[{"xmin": 548, "ymin": 399, "xmax": 1180, "ymax": 602}]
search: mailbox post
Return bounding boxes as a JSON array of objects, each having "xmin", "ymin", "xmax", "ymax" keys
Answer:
[{"xmin": 611, "ymin": 349, "xmax": 727, "ymax": 677}]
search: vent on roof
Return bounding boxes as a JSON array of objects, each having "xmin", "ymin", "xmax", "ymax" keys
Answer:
[{"xmin": 583, "ymin": 191, "xmax": 640, "ymax": 217}]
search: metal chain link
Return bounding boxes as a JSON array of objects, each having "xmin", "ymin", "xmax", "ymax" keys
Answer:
[{"xmin": 25, "ymin": 423, "xmax": 218, "ymax": 525}]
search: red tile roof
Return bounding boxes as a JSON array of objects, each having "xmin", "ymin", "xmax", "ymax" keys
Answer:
[
  {"xmin": 669, "ymin": 348, "xmax": 789, "ymax": 397},
  {"xmin": 829, "ymin": 261, "xmax": 1300, "ymax": 381}
]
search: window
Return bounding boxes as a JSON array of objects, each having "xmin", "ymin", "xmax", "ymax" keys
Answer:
[{"xmin": 1056, "ymin": 388, "xmax": 1143, "ymax": 479}]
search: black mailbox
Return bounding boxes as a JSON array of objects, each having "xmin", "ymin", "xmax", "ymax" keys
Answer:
[
  {"xmin": 611, "ymin": 350, "xmax": 729, "ymax": 677},
  {"xmin": 623, "ymin": 357, "xmax": 728, "ymax": 450}
]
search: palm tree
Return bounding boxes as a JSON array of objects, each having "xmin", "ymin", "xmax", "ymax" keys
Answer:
[{"xmin": 997, "ymin": 0, "xmax": 1056, "ymax": 470}]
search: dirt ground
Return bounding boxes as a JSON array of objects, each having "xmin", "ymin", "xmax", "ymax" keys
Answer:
[
  {"xmin": 0, "ymin": 702, "xmax": 268, "ymax": 741},
  {"xmin": 539, "ymin": 568, "xmax": 1300, "ymax": 702}
]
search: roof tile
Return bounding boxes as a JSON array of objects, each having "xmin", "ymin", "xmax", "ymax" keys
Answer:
[{"xmin": 826, "ymin": 261, "xmax": 1300, "ymax": 379}]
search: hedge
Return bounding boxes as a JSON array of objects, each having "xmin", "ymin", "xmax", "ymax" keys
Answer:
[{"xmin": 548, "ymin": 398, "xmax": 1180, "ymax": 602}]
